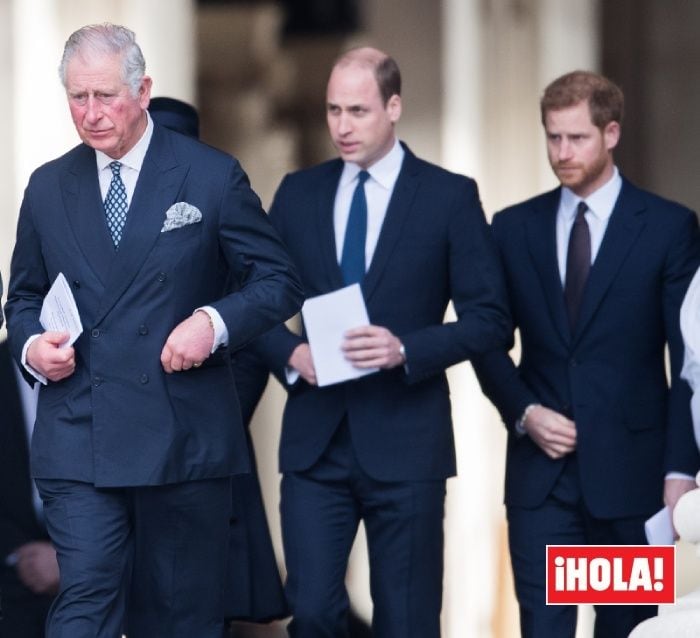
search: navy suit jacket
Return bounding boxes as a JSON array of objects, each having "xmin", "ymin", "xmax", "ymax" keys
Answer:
[
  {"xmin": 254, "ymin": 145, "xmax": 510, "ymax": 481},
  {"xmin": 473, "ymin": 178, "xmax": 700, "ymax": 518},
  {"xmin": 5, "ymin": 123, "xmax": 303, "ymax": 487}
]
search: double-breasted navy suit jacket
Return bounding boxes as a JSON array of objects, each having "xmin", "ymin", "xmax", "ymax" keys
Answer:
[
  {"xmin": 473, "ymin": 178, "xmax": 700, "ymax": 518},
  {"xmin": 5, "ymin": 123, "xmax": 303, "ymax": 488},
  {"xmin": 254, "ymin": 145, "xmax": 511, "ymax": 482}
]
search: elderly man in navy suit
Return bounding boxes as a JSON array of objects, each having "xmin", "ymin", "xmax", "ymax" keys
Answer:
[
  {"xmin": 251, "ymin": 47, "xmax": 510, "ymax": 637},
  {"xmin": 4, "ymin": 23, "xmax": 302, "ymax": 638},
  {"xmin": 473, "ymin": 71, "xmax": 700, "ymax": 638}
]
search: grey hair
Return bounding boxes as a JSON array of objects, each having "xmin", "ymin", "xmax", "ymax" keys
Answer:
[{"xmin": 58, "ymin": 23, "xmax": 146, "ymax": 96}]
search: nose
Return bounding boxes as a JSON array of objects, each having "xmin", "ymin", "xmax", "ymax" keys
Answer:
[
  {"xmin": 84, "ymin": 96, "xmax": 102, "ymax": 124},
  {"xmin": 337, "ymin": 112, "xmax": 352, "ymax": 136},
  {"xmin": 557, "ymin": 138, "xmax": 573, "ymax": 162}
]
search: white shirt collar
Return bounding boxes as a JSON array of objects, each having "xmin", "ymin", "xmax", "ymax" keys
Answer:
[
  {"xmin": 95, "ymin": 112, "xmax": 154, "ymax": 172},
  {"xmin": 560, "ymin": 166, "xmax": 622, "ymax": 222},
  {"xmin": 339, "ymin": 138, "xmax": 404, "ymax": 189}
]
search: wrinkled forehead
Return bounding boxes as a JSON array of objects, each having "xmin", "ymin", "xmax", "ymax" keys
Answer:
[{"xmin": 65, "ymin": 50, "xmax": 125, "ymax": 86}]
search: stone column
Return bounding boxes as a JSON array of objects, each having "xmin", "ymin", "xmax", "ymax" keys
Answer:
[{"xmin": 441, "ymin": 2, "xmax": 598, "ymax": 637}]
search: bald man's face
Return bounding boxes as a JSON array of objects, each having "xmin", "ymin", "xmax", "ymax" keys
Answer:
[{"xmin": 326, "ymin": 64, "xmax": 401, "ymax": 169}]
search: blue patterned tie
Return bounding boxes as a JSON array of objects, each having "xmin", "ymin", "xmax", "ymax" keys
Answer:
[
  {"xmin": 340, "ymin": 170, "xmax": 370, "ymax": 285},
  {"xmin": 104, "ymin": 161, "xmax": 128, "ymax": 248}
]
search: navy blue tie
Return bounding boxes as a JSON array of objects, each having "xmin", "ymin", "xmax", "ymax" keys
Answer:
[
  {"xmin": 340, "ymin": 170, "xmax": 370, "ymax": 285},
  {"xmin": 104, "ymin": 161, "xmax": 128, "ymax": 248}
]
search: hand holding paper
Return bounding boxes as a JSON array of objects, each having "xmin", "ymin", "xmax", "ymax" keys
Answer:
[
  {"xmin": 39, "ymin": 273, "xmax": 83, "ymax": 346},
  {"xmin": 27, "ymin": 273, "xmax": 83, "ymax": 383},
  {"xmin": 343, "ymin": 325, "xmax": 405, "ymax": 369},
  {"xmin": 301, "ymin": 284, "xmax": 378, "ymax": 387}
]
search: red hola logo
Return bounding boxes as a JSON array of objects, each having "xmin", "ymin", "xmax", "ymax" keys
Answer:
[{"xmin": 546, "ymin": 545, "xmax": 675, "ymax": 605}]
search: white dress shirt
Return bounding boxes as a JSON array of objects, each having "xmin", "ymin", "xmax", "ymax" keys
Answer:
[
  {"xmin": 333, "ymin": 139, "xmax": 405, "ymax": 268},
  {"xmin": 681, "ymin": 267, "xmax": 700, "ymax": 451},
  {"xmin": 96, "ymin": 113, "xmax": 154, "ymax": 201},
  {"xmin": 555, "ymin": 167, "xmax": 622, "ymax": 284}
]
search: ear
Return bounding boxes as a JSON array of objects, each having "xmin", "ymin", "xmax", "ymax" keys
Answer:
[
  {"xmin": 139, "ymin": 76, "xmax": 153, "ymax": 109},
  {"xmin": 386, "ymin": 94, "xmax": 402, "ymax": 124},
  {"xmin": 603, "ymin": 120, "xmax": 620, "ymax": 152}
]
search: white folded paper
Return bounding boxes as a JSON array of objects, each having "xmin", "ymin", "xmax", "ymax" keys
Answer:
[
  {"xmin": 40, "ymin": 272, "xmax": 83, "ymax": 347},
  {"xmin": 301, "ymin": 284, "xmax": 378, "ymax": 387},
  {"xmin": 644, "ymin": 506, "xmax": 675, "ymax": 546}
]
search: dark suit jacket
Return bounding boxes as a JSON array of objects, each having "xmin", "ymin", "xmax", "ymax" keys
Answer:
[
  {"xmin": 473, "ymin": 178, "xmax": 700, "ymax": 518},
  {"xmin": 225, "ymin": 347, "xmax": 288, "ymax": 622},
  {"xmin": 5, "ymin": 123, "xmax": 302, "ymax": 488},
  {"xmin": 254, "ymin": 144, "xmax": 510, "ymax": 481},
  {"xmin": 0, "ymin": 340, "xmax": 52, "ymax": 607}
]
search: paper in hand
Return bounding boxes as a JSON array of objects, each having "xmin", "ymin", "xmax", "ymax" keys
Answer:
[
  {"xmin": 644, "ymin": 506, "xmax": 675, "ymax": 546},
  {"xmin": 301, "ymin": 283, "xmax": 378, "ymax": 387},
  {"xmin": 40, "ymin": 273, "xmax": 83, "ymax": 347}
]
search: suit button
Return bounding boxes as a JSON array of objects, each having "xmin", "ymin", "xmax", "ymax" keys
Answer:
[
  {"xmin": 140, "ymin": 374, "xmax": 149, "ymax": 384},
  {"xmin": 569, "ymin": 359, "xmax": 578, "ymax": 367},
  {"xmin": 91, "ymin": 328, "xmax": 100, "ymax": 338},
  {"xmin": 73, "ymin": 280, "xmax": 81, "ymax": 288},
  {"xmin": 138, "ymin": 325, "xmax": 148, "ymax": 335},
  {"xmin": 157, "ymin": 272, "xmax": 167, "ymax": 283},
  {"xmin": 93, "ymin": 376, "xmax": 103, "ymax": 387}
]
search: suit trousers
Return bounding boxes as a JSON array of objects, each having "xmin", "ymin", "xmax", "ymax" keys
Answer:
[
  {"xmin": 36, "ymin": 477, "xmax": 231, "ymax": 638},
  {"xmin": 506, "ymin": 455, "xmax": 656, "ymax": 638},
  {"xmin": 281, "ymin": 420, "xmax": 446, "ymax": 638}
]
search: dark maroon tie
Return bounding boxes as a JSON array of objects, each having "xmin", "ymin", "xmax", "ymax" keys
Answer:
[{"xmin": 564, "ymin": 201, "xmax": 591, "ymax": 331}]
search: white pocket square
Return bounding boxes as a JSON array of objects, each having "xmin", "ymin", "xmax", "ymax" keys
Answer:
[{"xmin": 161, "ymin": 202, "xmax": 202, "ymax": 232}]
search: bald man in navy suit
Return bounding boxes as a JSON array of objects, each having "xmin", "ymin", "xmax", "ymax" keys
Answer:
[{"xmin": 251, "ymin": 47, "xmax": 509, "ymax": 637}]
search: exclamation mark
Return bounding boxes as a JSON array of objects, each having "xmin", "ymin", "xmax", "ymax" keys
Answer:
[{"xmin": 653, "ymin": 557, "xmax": 664, "ymax": 592}]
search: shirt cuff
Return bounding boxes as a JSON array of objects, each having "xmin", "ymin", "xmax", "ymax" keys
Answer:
[
  {"xmin": 515, "ymin": 403, "xmax": 540, "ymax": 437},
  {"xmin": 195, "ymin": 306, "xmax": 228, "ymax": 354},
  {"xmin": 285, "ymin": 366, "xmax": 300, "ymax": 386},
  {"xmin": 22, "ymin": 335, "xmax": 48, "ymax": 385},
  {"xmin": 665, "ymin": 472, "xmax": 696, "ymax": 482}
]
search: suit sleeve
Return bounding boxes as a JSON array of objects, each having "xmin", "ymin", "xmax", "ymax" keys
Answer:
[
  {"xmin": 209, "ymin": 160, "xmax": 304, "ymax": 350},
  {"xmin": 244, "ymin": 175, "xmax": 306, "ymax": 382},
  {"xmin": 663, "ymin": 209, "xmax": 700, "ymax": 475},
  {"xmin": 470, "ymin": 211, "xmax": 541, "ymax": 431},
  {"xmin": 5, "ymin": 182, "xmax": 51, "ymax": 373},
  {"xmin": 400, "ymin": 178, "xmax": 511, "ymax": 384}
]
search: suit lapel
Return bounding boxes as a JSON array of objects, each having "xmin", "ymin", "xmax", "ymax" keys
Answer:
[
  {"xmin": 95, "ymin": 126, "xmax": 189, "ymax": 323},
  {"xmin": 62, "ymin": 145, "xmax": 115, "ymax": 284},
  {"xmin": 573, "ymin": 180, "xmax": 646, "ymax": 340},
  {"xmin": 315, "ymin": 160, "xmax": 345, "ymax": 291},
  {"xmin": 526, "ymin": 189, "xmax": 571, "ymax": 344},
  {"xmin": 363, "ymin": 147, "xmax": 418, "ymax": 302}
]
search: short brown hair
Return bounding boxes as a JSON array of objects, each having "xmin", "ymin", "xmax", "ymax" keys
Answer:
[{"xmin": 540, "ymin": 70, "xmax": 624, "ymax": 129}]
